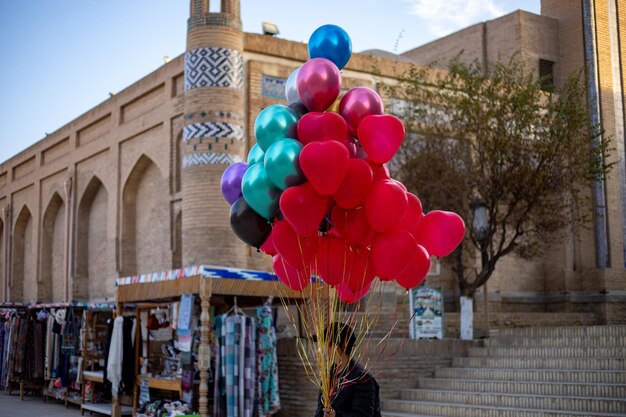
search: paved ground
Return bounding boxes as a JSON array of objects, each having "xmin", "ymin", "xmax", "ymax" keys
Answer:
[{"xmin": 0, "ymin": 393, "xmax": 82, "ymax": 417}]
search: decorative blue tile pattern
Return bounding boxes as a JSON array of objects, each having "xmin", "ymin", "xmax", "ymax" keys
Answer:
[
  {"xmin": 183, "ymin": 152, "xmax": 243, "ymax": 167},
  {"xmin": 582, "ymin": 0, "xmax": 609, "ymax": 268},
  {"xmin": 183, "ymin": 121, "xmax": 244, "ymax": 142},
  {"xmin": 261, "ymin": 75, "xmax": 287, "ymax": 99},
  {"xmin": 202, "ymin": 266, "xmax": 278, "ymax": 281},
  {"xmin": 115, "ymin": 265, "xmax": 279, "ymax": 286},
  {"xmin": 184, "ymin": 47, "xmax": 244, "ymax": 91}
]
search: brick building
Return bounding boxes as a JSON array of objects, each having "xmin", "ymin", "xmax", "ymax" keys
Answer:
[{"xmin": 0, "ymin": 0, "xmax": 624, "ymax": 323}]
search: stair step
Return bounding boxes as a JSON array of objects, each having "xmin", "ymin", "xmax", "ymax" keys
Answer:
[
  {"xmin": 383, "ymin": 399, "xmax": 626, "ymax": 417},
  {"xmin": 453, "ymin": 356, "xmax": 626, "ymax": 370},
  {"xmin": 418, "ymin": 377, "xmax": 626, "ymax": 398},
  {"xmin": 435, "ymin": 367, "xmax": 626, "ymax": 383},
  {"xmin": 497, "ymin": 325, "xmax": 626, "ymax": 338},
  {"xmin": 468, "ymin": 346, "xmax": 626, "ymax": 358},
  {"xmin": 398, "ymin": 389, "xmax": 625, "ymax": 413},
  {"xmin": 484, "ymin": 335, "xmax": 626, "ymax": 347}
]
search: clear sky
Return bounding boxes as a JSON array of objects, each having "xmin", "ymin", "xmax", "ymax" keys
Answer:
[{"xmin": 0, "ymin": 0, "xmax": 539, "ymax": 163}]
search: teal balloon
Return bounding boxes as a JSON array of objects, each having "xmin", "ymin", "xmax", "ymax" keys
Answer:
[
  {"xmin": 241, "ymin": 163, "xmax": 281, "ymax": 219},
  {"xmin": 264, "ymin": 138, "xmax": 305, "ymax": 190},
  {"xmin": 247, "ymin": 144, "xmax": 265, "ymax": 165},
  {"xmin": 254, "ymin": 104, "xmax": 299, "ymax": 151}
]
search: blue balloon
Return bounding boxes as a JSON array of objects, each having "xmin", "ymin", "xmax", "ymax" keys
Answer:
[
  {"xmin": 264, "ymin": 138, "xmax": 305, "ymax": 190},
  {"xmin": 241, "ymin": 163, "xmax": 281, "ymax": 219},
  {"xmin": 308, "ymin": 25, "xmax": 352, "ymax": 70},
  {"xmin": 247, "ymin": 144, "xmax": 265, "ymax": 165},
  {"xmin": 254, "ymin": 105, "xmax": 299, "ymax": 152}
]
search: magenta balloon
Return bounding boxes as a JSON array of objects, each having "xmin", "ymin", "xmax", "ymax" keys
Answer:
[
  {"xmin": 339, "ymin": 87, "xmax": 384, "ymax": 136},
  {"xmin": 297, "ymin": 58, "xmax": 341, "ymax": 112}
]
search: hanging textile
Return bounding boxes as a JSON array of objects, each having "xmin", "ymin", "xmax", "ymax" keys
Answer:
[
  {"xmin": 45, "ymin": 314, "xmax": 54, "ymax": 380},
  {"xmin": 214, "ymin": 313, "xmax": 256, "ymax": 417},
  {"xmin": 121, "ymin": 316, "xmax": 139, "ymax": 395},
  {"xmin": 256, "ymin": 304, "xmax": 280, "ymax": 417},
  {"xmin": 107, "ymin": 316, "xmax": 124, "ymax": 397}
]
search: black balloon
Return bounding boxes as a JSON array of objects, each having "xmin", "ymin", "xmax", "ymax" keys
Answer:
[{"xmin": 230, "ymin": 197, "xmax": 272, "ymax": 248}]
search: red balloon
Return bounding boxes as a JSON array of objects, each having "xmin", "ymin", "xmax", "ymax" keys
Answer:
[
  {"xmin": 358, "ymin": 115, "xmax": 405, "ymax": 164},
  {"xmin": 297, "ymin": 58, "xmax": 341, "ymax": 112},
  {"xmin": 273, "ymin": 255, "xmax": 310, "ymax": 291},
  {"xmin": 371, "ymin": 163, "xmax": 390, "ymax": 181},
  {"xmin": 395, "ymin": 245, "xmax": 430, "ymax": 290},
  {"xmin": 297, "ymin": 112, "xmax": 348, "ymax": 145},
  {"xmin": 280, "ymin": 182, "xmax": 329, "ymax": 237},
  {"xmin": 339, "ymin": 87, "xmax": 384, "ymax": 136},
  {"xmin": 333, "ymin": 159, "xmax": 373, "ymax": 209},
  {"xmin": 272, "ymin": 220, "xmax": 319, "ymax": 268},
  {"xmin": 397, "ymin": 193, "xmax": 424, "ymax": 230},
  {"xmin": 331, "ymin": 206, "xmax": 375, "ymax": 247},
  {"xmin": 386, "ymin": 178, "xmax": 407, "ymax": 192},
  {"xmin": 314, "ymin": 237, "xmax": 353, "ymax": 287},
  {"xmin": 337, "ymin": 282, "xmax": 371, "ymax": 304},
  {"xmin": 372, "ymin": 230, "xmax": 417, "ymax": 281},
  {"xmin": 411, "ymin": 210, "xmax": 466, "ymax": 257},
  {"xmin": 259, "ymin": 230, "xmax": 277, "ymax": 256},
  {"xmin": 346, "ymin": 247, "xmax": 376, "ymax": 292},
  {"xmin": 300, "ymin": 141, "xmax": 350, "ymax": 195},
  {"xmin": 365, "ymin": 180, "xmax": 408, "ymax": 232}
]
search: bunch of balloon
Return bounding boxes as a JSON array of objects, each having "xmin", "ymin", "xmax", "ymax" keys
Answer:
[{"xmin": 222, "ymin": 24, "xmax": 465, "ymax": 299}]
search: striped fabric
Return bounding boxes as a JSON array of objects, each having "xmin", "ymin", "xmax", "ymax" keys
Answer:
[{"xmin": 214, "ymin": 313, "xmax": 256, "ymax": 417}]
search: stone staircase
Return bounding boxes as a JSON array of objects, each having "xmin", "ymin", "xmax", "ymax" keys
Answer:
[{"xmin": 382, "ymin": 325, "xmax": 626, "ymax": 417}]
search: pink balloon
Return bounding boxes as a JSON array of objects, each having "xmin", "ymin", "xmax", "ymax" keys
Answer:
[
  {"xmin": 332, "ymin": 158, "xmax": 373, "ymax": 209},
  {"xmin": 397, "ymin": 193, "xmax": 423, "ymax": 230},
  {"xmin": 411, "ymin": 210, "xmax": 466, "ymax": 257},
  {"xmin": 358, "ymin": 115, "xmax": 405, "ymax": 164},
  {"xmin": 297, "ymin": 58, "xmax": 341, "ymax": 112},
  {"xmin": 339, "ymin": 87, "xmax": 384, "ymax": 136},
  {"xmin": 395, "ymin": 245, "xmax": 430, "ymax": 290},
  {"xmin": 273, "ymin": 255, "xmax": 311, "ymax": 291}
]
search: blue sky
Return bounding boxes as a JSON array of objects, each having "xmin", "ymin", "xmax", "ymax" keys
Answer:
[{"xmin": 0, "ymin": 0, "xmax": 538, "ymax": 163}]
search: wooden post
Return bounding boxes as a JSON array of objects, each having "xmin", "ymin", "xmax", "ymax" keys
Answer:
[{"xmin": 198, "ymin": 278, "xmax": 212, "ymax": 417}]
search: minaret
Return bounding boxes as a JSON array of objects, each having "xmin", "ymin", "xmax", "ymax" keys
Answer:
[{"xmin": 182, "ymin": 0, "xmax": 246, "ymax": 267}]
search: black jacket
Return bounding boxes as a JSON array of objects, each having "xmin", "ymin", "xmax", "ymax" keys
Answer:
[{"xmin": 315, "ymin": 361, "xmax": 380, "ymax": 417}]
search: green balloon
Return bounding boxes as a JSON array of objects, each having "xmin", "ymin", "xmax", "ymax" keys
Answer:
[
  {"xmin": 247, "ymin": 144, "xmax": 265, "ymax": 165},
  {"xmin": 264, "ymin": 138, "xmax": 305, "ymax": 190},
  {"xmin": 241, "ymin": 163, "xmax": 281, "ymax": 219},
  {"xmin": 254, "ymin": 104, "xmax": 299, "ymax": 151}
]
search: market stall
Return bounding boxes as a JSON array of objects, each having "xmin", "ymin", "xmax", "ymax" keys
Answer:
[{"xmin": 112, "ymin": 264, "xmax": 310, "ymax": 417}]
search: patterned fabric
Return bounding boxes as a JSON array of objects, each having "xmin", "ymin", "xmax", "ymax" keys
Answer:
[
  {"xmin": 184, "ymin": 47, "xmax": 244, "ymax": 91},
  {"xmin": 214, "ymin": 313, "xmax": 256, "ymax": 417},
  {"xmin": 256, "ymin": 305, "xmax": 281, "ymax": 417}
]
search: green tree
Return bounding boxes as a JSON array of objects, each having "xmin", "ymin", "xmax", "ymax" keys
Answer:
[{"xmin": 389, "ymin": 57, "xmax": 613, "ymax": 338}]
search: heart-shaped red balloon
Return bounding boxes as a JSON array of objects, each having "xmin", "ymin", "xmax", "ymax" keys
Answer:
[
  {"xmin": 314, "ymin": 236, "xmax": 353, "ymax": 287},
  {"xmin": 280, "ymin": 182, "xmax": 329, "ymax": 237},
  {"xmin": 395, "ymin": 244, "xmax": 430, "ymax": 290},
  {"xmin": 372, "ymin": 229, "xmax": 417, "ymax": 281},
  {"xmin": 365, "ymin": 180, "xmax": 408, "ymax": 232},
  {"xmin": 333, "ymin": 159, "xmax": 373, "ymax": 209},
  {"xmin": 396, "ymin": 193, "xmax": 423, "ymax": 230},
  {"xmin": 273, "ymin": 255, "xmax": 311, "ymax": 291},
  {"xmin": 272, "ymin": 220, "xmax": 319, "ymax": 268},
  {"xmin": 370, "ymin": 163, "xmax": 390, "ymax": 181},
  {"xmin": 358, "ymin": 115, "xmax": 405, "ymax": 164},
  {"xmin": 337, "ymin": 282, "xmax": 371, "ymax": 304},
  {"xmin": 346, "ymin": 247, "xmax": 376, "ymax": 292},
  {"xmin": 259, "ymin": 230, "xmax": 277, "ymax": 256},
  {"xmin": 297, "ymin": 112, "xmax": 348, "ymax": 145},
  {"xmin": 410, "ymin": 210, "xmax": 466, "ymax": 257},
  {"xmin": 331, "ymin": 205, "xmax": 375, "ymax": 247},
  {"xmin": 300, "ymin": 141, "xmax": 350, "ymax": 195}
]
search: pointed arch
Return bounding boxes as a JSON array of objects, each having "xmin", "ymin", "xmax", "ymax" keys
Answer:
[
  {"xmin": 40, "ymin": 192, "xmax": 65, "ymax": 302},
  {"xmin": 76, "ymin": 175, "xmax": 111, "ymax": 301},
  {"xmin": 122, "ymin": 155, "xmax": 170, "ymax": 275},
  {"xmin": 12, "ymin": 205, "xmax": 33, "ymax": 302}
]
